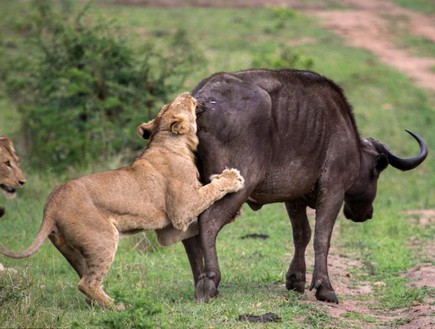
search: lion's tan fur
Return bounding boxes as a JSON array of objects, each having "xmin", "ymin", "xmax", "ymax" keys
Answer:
[
  {"xmin": 0, "ymin": 92, "xmax": 244, "ymax": 307},
  {"xmin": 0, "ymin": 136, "xmax": 26, "ymax": 217}
]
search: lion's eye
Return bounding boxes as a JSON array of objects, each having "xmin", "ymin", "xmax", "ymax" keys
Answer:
[{"xmin": 5, "ymin": 161, "xmax": 11, "ymax": 168}]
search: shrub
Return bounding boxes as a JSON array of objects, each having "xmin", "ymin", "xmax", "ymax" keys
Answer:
[
  {"xmin": 3, "ymin": 0, "xmax": 205, "ymax": 171},
  {"xmin": 252, "ymin": 44, "xmax": 314, "ymax": 70}
]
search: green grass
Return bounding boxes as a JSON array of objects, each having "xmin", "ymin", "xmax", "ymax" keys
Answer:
[
  {"xmin": 1, "ymin": 1, "xmax": 434, "ymax": 328},
  {"xmin": 396, "ymin": 35, "xmax": 435, "ymax": 58},
  {"xmin": 383, "ymin": 14, "xmax": 435, "ymax": 59},
  {"xmin": 393, "ymin": 0, "xmax": 435, "ymax": 14}
]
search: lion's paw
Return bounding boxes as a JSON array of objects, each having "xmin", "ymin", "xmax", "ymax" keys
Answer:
[{"xmin": 211, "ymin": 168, "xmax": 245, "ymax": 193}]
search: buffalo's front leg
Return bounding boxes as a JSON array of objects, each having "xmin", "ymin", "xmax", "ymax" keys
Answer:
[
  {"xmin": 285, "ymin": 201, "xmax": 311, "ymax": 293},
  {"xmin": 310, "ymin": 193, "xmax": 343, "ymax": 304},
  {"xmin": 194, "ymin": 193, "xmax": 248, "ymax": 302}
]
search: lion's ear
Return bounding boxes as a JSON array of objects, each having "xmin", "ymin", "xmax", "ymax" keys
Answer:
[
  {"xmin": 0, "ymin": 136, "xmax": 15, "ymax": 152},
  {"xmin": 171, "ymin": 115, "xmax": 190, "ymax": 135},
  {"xmin": 137, "ymin": 120, "xmax": 155, "ymax": 140}
]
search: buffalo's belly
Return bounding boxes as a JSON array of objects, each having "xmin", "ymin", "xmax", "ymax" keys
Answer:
[{"xmin": 249, "ymin": 168, "xmax": 317, "ymax": 205}]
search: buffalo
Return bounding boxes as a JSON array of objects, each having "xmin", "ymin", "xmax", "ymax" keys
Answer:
[{"xmin": 141, "ymin": 69, "xmax": 427, "ymax": 304}]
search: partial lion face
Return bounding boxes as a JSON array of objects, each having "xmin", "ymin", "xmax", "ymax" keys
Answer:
[
  {"xmin": 0, "ymin": 136, "xmax": 26, "ymax": 199},
  {"xmin": 137, "ymin": 92, "xmax": 198, "ymax": 140}
]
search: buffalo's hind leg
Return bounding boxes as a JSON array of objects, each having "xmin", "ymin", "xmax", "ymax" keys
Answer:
[{"xmin": 285, "ymin": 201, "xmax": 311, "ymax": 293}]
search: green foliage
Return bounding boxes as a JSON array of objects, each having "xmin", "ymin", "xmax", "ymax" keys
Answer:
[
  {"xmin": 252, "ymin": 45, "xmax": 315, "ymax": 70},
  {"xmin": 264, "ymin": 5, "xmax": 299, "ymax": 33},
  {"xmin": 253, "ymin": 5, "xmax": 314, "ymax": 70},
  {"xmin": 3, "ymin": 0, "xmax": 205, "ymax": 171}
]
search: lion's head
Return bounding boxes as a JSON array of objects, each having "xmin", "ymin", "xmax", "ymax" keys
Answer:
[
  {"xmin": 0, "ymin": 136, "xmax": 26, "ymax": 201},
  {"xmin": 136, "ymin": 92, "xmax": 198, "ymax": 149}
]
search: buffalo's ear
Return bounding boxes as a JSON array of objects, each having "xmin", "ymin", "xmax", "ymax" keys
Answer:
[
  {"xmin": 137, "ymin": 120, "xmax": 155, "ymax": 140},
  {"xmin": 375, "ymin": 154, "xmax": 389, "ymax": 173},
  {"xmin": 171, "ymin": 114, "xmax": 190, "ymax": 135}
]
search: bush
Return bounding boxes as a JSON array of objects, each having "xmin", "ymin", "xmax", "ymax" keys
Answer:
[
  {"xmin": 252, "ymin": 44, "xmax": 314, "ymax": 70},
  {"xmin": 3, "ymin": 0, "xmax": 205, "ymax": 171}
]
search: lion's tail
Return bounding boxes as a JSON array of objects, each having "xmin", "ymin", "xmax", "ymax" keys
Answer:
[{"xmin": 0, "ymin": 214, "xmax": 54, "ymax": 259}]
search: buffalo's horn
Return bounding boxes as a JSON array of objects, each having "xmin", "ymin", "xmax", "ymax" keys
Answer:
[{"xmin": 370, "ymin": 130, "xmax": 428, "ymax": 171}]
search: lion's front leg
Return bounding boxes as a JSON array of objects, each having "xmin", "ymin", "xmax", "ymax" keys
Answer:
[
  {"xmin": 170, "ymin": 168, "xmax": 244, "ymax": 232},
  {"xmin": 155, "ymin": 220, "xmax": 199, "ymax": 246}
]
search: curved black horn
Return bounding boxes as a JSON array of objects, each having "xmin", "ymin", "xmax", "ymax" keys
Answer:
[{"xmin": 371, "ymin": 130, "xmax": 428, "ymax": 171}]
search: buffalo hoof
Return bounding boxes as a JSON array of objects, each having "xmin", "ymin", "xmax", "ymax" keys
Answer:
[
  {"xmin": 285, "ymin": 273, "xmax": 305, "ymax": 293},
  {"xmin": 310, "ymin": 279, "xmax": 339, "ymax": 304},
  {"xmin": 195, "ymin": 272, "xmax": 218, "ymax": 303},
  {"xmin": 315, "ymin": 287, "xmax": 339, "ymax": 304}
]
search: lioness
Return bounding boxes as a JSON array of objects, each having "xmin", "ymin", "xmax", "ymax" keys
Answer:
[
  {"xmin": 0, "ymin": 92, "xmax": 244, "ymax": 307},
  {"xmin": 0, "ymin": 135, "xmax": 26, "ymax": 217}
]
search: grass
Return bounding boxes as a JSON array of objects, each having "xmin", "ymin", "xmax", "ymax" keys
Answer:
[
  {"xmin": 1, "ymin": 1, "xmax": 434, "ymax": 328},
  {"xmin": 383, "ymin": 13, "xmax": 435, "ymax": 59},
  {"xmin": 392, "ymin": 0, "xmax": 435, "ymax": 14}
]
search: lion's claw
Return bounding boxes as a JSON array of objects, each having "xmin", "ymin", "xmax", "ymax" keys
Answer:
[{"xmin": 210, "ymin": 168, "xmax": 245, "ymax": 193}]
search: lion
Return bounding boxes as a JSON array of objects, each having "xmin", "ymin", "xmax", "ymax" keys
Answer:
[
  {"xmin": 0, "ymin": 92, "xmax": 244, "ymax": 308},
  {"xmin": 0, "ymin": 135, "xmax": 26, "ymax": 217}
]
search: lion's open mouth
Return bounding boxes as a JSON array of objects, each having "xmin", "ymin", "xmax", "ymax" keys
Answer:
[{"xmin": 0, "ymin": 184, "xmax": 17, "ymax": 198}]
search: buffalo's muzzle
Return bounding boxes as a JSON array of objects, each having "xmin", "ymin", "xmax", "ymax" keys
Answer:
[{"xmin": 343, "ymin": 205, "xmax": 373, "ymax": 222}]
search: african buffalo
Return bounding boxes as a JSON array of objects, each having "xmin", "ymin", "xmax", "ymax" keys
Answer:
[{"xmin": 178, "ymin": 69, "xmax": 428, "ymax": 304}]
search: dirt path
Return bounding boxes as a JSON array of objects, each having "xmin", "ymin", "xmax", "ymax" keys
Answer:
[
  {"xmin": 318, "ymin": 242, "xmax": 434, "ymax": 329},
  {"xmin": 303, "ymin": 209, "xmax": 435, "ymax": 329},
  {"xmin": 308, "ymin": 0, "xmax": 435, "ymax": 92}
]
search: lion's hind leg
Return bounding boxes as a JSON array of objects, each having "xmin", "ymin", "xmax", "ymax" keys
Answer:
[
  {"xmin": 49, "ymin": 233, "xmax": 87, "ymax": 278},
  {"xmin": 76, "ymin": 230, "xmax": 119, "ymax": 308},
  {"xmin": 54, "ymin": 219, "xmax": 119, "ymax": 308}
]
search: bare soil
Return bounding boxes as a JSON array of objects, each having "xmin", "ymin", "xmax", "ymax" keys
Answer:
[
  {"xmin": 302, "ymin": 209, "xmax": 435, "ymax": 328},
  {"xmin": 309, "ymin": 0, "xmax": 435, "ymax": 92}
]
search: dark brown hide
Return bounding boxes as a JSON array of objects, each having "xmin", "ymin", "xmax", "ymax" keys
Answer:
[{"xmin": 181, "ymin": 69, "xmax": 428, "ymax": 304}]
